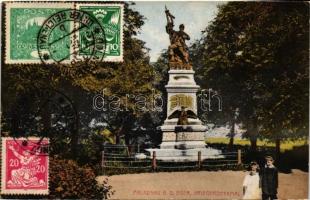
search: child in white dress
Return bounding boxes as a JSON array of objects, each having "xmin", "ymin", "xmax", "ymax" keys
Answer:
[{"xmin": 242, "ymin": 161, "xmax": 261, "ymax": 199}]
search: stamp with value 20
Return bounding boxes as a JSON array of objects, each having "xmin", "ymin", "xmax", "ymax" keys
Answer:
[{"xmin": 1, "ymin": 137, "xmax": 49, "ymax": 195}]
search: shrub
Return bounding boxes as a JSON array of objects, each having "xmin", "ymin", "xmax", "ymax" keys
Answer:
[{"xmin": 49, "ymin": 156, "xmax": 114, "ymax": 199}]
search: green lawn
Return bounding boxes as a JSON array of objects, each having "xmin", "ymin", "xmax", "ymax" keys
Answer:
[{"xmin": 206, "ymin": 137, "xmax": 308, "ymax": 152}]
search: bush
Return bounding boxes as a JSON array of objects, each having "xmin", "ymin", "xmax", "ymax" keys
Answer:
[{"xmin": 49, "ymin": 156, "xmax": 113, "ymax": 199}]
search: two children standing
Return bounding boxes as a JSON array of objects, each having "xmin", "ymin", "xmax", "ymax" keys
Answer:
[{"xmin": 242, "ymin": 156, "xmax": 279, "ymax": 200}]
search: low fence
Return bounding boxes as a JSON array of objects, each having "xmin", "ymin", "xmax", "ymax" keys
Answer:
[{"xmin": 100, "ymin": 145, "xmax": 244, "ymax": 175}]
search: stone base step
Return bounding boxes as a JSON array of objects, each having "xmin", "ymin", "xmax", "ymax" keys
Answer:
[{"xmin": 160, "ymin": 141, "xmax": 206, "ymax": 149}]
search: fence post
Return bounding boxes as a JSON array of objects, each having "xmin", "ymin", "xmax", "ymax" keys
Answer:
[
  {"xmin": 237, "ymin": 149, "xmax": 242, "ymax": 165},
  {"xmin": 101, "ymin": 150, "xmax": 105, "ymax": 175},
  {"xmin": 126, "ymin": 146, "xmax": 130, "ymax": 156},
  {"xmin": 198, "ymin": 151, "xmax": 202, "ymax": 169},
  {"xmin": 152, "ymin": 151, "xmax": 157, "ymax": 171}
]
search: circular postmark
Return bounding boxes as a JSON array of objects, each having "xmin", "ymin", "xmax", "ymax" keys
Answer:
[
  {"xmin": 11, "ymin": 87, "xmax": 78, "ymax": 156},
  {"xmin": 12, "ymin": 137, "xmax": 49, "ymax": 156},
  {"xmin": 37, "ymin": 9, "xmax": 106, "ymax": 65}
]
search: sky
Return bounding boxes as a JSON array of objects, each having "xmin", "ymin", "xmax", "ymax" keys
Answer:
[{"xmin": 131, "ymin": 1, "xmax": 226, "ymax": 62}]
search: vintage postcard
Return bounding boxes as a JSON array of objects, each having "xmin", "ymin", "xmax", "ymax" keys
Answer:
[{"xmin": 1, "ymin": 1, "xmax": 309, "ymax": 199}]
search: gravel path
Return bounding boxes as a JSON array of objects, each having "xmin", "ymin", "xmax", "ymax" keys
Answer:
[{"xmin": 97, "ymin": 169, "xmax": 308, "ymax": 199}]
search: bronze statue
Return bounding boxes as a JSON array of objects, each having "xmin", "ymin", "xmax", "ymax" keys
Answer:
[
  {"xmin": 165, "ymin": 6, "xmax": 192, "ymax": 70},
  {"xmin": 168, "ymin": 106, "xmax": 197, "ymax": 125}
]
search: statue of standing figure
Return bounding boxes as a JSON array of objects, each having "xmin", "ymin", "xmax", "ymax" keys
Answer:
[{"xmin": 165, "ymin": 6, "xmax": 192, "ymax": 70}]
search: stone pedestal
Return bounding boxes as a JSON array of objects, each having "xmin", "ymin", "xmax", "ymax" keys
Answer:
[
  {"xmin": 165, "ymin": 70, "xmax": 199, "ymax": 117},
  {"xmin": 160, "ymin": 69, "xmax": 207, "ymax": 149},
  {"xmin": 144, "ymin": 69, "xmax": 223, "ymax": 161},
  {"xmin": 160, "ymin": 124, "xmax": 206, "ymax": 149}
]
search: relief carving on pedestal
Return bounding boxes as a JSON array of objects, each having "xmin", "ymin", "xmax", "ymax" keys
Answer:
[{"xmin": 169, "ymin": 94, "xmax": 193, "ymax": 111}]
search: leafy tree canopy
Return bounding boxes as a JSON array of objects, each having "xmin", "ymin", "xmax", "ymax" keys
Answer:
[
  {"xmin": 191, "ymin": 2, "xmax": 309, "ymax": 143},
  {"xmin": 2, "ymin": 3, "xmax": 158, "ymax": 158}
]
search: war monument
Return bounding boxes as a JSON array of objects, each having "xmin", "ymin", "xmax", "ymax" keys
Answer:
[{"xmin": 145, "ymin": 7, "xmax": 222, "ymax": 161}]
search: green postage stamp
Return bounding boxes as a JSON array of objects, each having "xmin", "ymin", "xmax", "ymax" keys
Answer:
[{"xmin": 4, "ymin": 2, "xmax": 124, "ymax": 64}]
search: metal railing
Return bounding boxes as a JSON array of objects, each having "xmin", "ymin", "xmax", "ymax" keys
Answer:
[{"xmin": 101, "ymin": 146, "xmax": 243, "ymax": 175}]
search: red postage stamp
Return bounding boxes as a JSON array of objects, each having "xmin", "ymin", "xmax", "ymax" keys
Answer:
[{"xmin": 1, "ymin": 137, "xmax": 49, "ymax": 195}]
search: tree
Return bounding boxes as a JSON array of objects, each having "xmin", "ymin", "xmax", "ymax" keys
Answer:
[
  {"xmin": 152, "ymin": 50, "xmax": 169, "ymax": 120},
  {"xmin": 255, "ymin": 3, "xmax": 309, "ymax": 155},
  {"xmin": 75, "ymin": 2, "xmax": 157, "ymax": 146},
  {"xmin": 192, "ymin": 2, "xmax": 309, "ymax": 151},
  {"xmin": 191, "ymin": 29, "xmax": 243, "ymax": 149},
  {"xmin": 1, "ymin": 2, "xmax": 158, "ymax": 160}
]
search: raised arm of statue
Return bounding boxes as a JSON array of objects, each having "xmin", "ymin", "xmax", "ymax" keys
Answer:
[
  {"xmin": 165, "ymin": 6, "xmax": 175, "ymax": 34},
  {"xmin": 165, "ymin": 6, "xmax": 174, "ymax": 24},
  {"xmin": 166, "ymin": 23, "xmax": 172, "ymax": 35}
]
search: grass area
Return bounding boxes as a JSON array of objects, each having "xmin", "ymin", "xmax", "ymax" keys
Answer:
[{"xmin": 206, "ymin": 137, "xmax": 308, "ymax": 152}]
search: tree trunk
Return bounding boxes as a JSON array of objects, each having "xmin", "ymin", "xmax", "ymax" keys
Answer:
[
  {"xmin": 115, "ymin": 125, "xmax": 125, "ymax": 145},
  {"xmin": 250, "ymin": 120, "xmax": 258, "ymax": 152},
  {"xmin": 275, "ymin": 138, "xmax": 281, "ymax": 161},
  {"xmin": 115, "ymin": 127, "xmax": 122, "ymax": 144},
  {"xmin": 228, "ymin": 119, "xmax": 235, "ymax": 149},
  {"xmin": 70, "ymin": 115, "xmax": 79, "ymax": 158},
  {"xmin": 42, "ymin": 104, "xmax": 51, "ymax": 136},
  {"xmin": 229, "ymin": 137, "xmax": 234, "ymax": 149},
  {"xmin": 67, "ymin": 99, "xmax": 79, "ymax": 158},
  {"xmin": 11, "ymin": 112, "xmax": 20, "ymax": 135},
  {"xmin": 250, "ymin": 138, "xmax": 257, "ymax": 151}
]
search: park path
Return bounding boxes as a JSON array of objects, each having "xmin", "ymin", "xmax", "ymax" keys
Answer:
[{"xmin": 97, "ymin": 169, "xmax": 308, "ymax": 199}]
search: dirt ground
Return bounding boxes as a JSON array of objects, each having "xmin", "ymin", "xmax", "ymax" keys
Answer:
[{"xmin": 97, "ymin": 169, "xmax": 308, "ymax": 199}]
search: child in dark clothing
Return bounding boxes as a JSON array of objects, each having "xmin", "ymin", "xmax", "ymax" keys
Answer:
[{"xmin": 261, "ymin": 156, "xmax": 278, "ymax": 200}]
